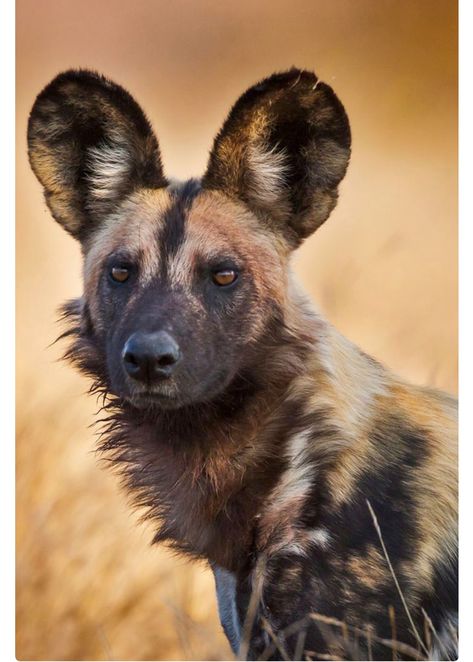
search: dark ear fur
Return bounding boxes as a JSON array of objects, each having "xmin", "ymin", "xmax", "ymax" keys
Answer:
[
  {"xmin": 202, "ymin": 68, "xmax": 351, "ymax": 246},
  {"xmin": 27, "ymin": 69, "xmax": 167, "ymax": 242}
]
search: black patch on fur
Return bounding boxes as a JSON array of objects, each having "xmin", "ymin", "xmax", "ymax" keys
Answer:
[
  {"xmin": 296, "ymin": 417, "xmax": 429, "ymax": 561},
  {"xmin": 157, "ymin": 179, "xmax": 201, "ymax": 276}
]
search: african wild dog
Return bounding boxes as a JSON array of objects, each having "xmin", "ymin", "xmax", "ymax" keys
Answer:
[{"xmin": 28, "ymin": 68, "xmax": 457, "ymax": 660}]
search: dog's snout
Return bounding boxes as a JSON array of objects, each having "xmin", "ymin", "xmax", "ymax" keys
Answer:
[{"xmin": 122, "ymin": 331, "xmax": 181, "ymax": 383}]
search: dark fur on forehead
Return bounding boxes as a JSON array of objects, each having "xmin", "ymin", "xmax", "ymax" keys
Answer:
[
  {"xmin": 158, "ymin": 179, "xmax": 202, "ymax": 267},
  {"xmin": 203, "ymin": 68, "xmax": 351, "ymax": 246},
  {"xmin": 28, "ymin": 69, "xmax": 167, "ymax": 242}
]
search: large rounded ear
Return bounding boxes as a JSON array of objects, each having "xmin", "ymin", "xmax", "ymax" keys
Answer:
[
  {"xmin": 202, "ymin": 69, "xmax": 351, "ymax": 247},
  {"xmin": 27, "ymin": 69, "xmax": 167, "ymax": 242}
]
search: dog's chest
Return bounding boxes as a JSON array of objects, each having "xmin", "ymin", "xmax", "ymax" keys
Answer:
[{"xmin": 147, "ymin": 439, "xmax": 261, "ymax": 566}]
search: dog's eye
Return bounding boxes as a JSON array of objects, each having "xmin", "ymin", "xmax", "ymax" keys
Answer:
[
  {"xmin": 110, "ymin": 266, "xmax": 130, "ymax": 283},
  {"xmin": 211, "ymin": 269, "xmax": 238, "ymax": 287}
]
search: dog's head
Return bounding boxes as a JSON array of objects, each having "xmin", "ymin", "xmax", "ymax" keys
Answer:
[{"xmin": 28, "ymin": 69, "xmax": 350, "ymax": 410}]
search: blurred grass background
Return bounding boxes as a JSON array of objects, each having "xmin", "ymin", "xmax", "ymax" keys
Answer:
[{"xmin": 16, "ymin": 0, "xmax": 457, "ymax": 659}]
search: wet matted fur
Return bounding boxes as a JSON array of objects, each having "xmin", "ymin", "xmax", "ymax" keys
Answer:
[{"xmin": 28, "ymin": 68, "xmax": 457, "ymax": 661}]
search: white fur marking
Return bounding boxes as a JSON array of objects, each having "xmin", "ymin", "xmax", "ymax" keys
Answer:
[
  {"xmin": 87, "ymin": 142, "xmax": 132, "ymax": 200},
  {"xmin": 269, "ymin": 428, "xmax": 314, "ymax": 511},
  {"xmin": 429, "ymin": 611, "xmax": 458, "ymax": 660},
  {"xmin": 283, "ymin": 541, "xmax": 309, "ymax": 556},
  {"xmin": 307, "ymin": 527, "xmax": 331, "ymax": 549},
  {"xmin": 247, "ymin": 142, "xmax": 289, "ymax": 206}
]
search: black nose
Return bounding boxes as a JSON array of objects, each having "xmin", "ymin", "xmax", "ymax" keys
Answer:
[{"xmin": 122, "ymin": 331, "xmax": 181, "ymax": 383}]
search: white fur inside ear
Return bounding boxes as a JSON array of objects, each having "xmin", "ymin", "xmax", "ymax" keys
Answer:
[
  {"xmin": 247, "ymin": 141, "xmax": 289, "ymax": 207},
  {"xmin": 87, "ymin": 140, "xmax": 132, "ymax": 201}
]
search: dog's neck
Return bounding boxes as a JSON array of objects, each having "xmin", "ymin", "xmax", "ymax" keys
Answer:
[
  {"xmin": 95, "ymin": 311, "xmax": 320, "ymax": 570},
  {"xmin": 64, "ymin": 287, "xmax": 387, "ymax": 571}
]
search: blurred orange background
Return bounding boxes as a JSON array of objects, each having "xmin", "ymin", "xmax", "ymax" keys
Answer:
[{"xmin": 16, "ymin": 1, "xmax": 457, "ymax": 659}]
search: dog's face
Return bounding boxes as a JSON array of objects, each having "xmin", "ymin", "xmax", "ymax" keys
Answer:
[
  {"xmin": 28, "ymin": 69, "xmax": 350, "ymax": 410},
  {"xmin": 80, "ymin": 184, "xmax": 290, "ymax": 408}
]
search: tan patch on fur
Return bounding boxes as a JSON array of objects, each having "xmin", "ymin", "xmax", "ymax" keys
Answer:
[
  {"xmin": 28, "ymin": 142, "xmax": 82, "ymax": 234},
  {"xmin": 388, "ymin": 382, "xmax": 457, "ymax": 594},
  {"xmin": 301, "ymin": 321, "xmax": 389, "ymax": 507},
  {"xmin": 346, "ymin": 545, "xmax": 389, "ymax": 591}
]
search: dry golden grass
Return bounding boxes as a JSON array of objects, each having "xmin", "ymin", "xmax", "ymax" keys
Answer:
[
  {"xmin": 16, "ymin": 378, "xmax": 231, "ymax": 660},
  {"xmin": 16, "ymin": 1, "xmax": 457, "ymax": 659}
]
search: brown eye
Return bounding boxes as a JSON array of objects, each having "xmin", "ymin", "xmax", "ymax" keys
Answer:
[
  {"xmin": 211, "ymin": 269, "xmax": 238, "ymax": 287},
  {"xmin": 110, "ymin": 266, "xmax": 130, "ymax": 283}
]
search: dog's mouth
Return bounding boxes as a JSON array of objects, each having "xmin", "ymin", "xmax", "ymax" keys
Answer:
[
  {"xmin": 115, "ymin": 366, "xmax": 236, "ymax": 412},
  {"xmin": 127, "ymin": 390, "xmax": 182, "ymax": 410}
]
